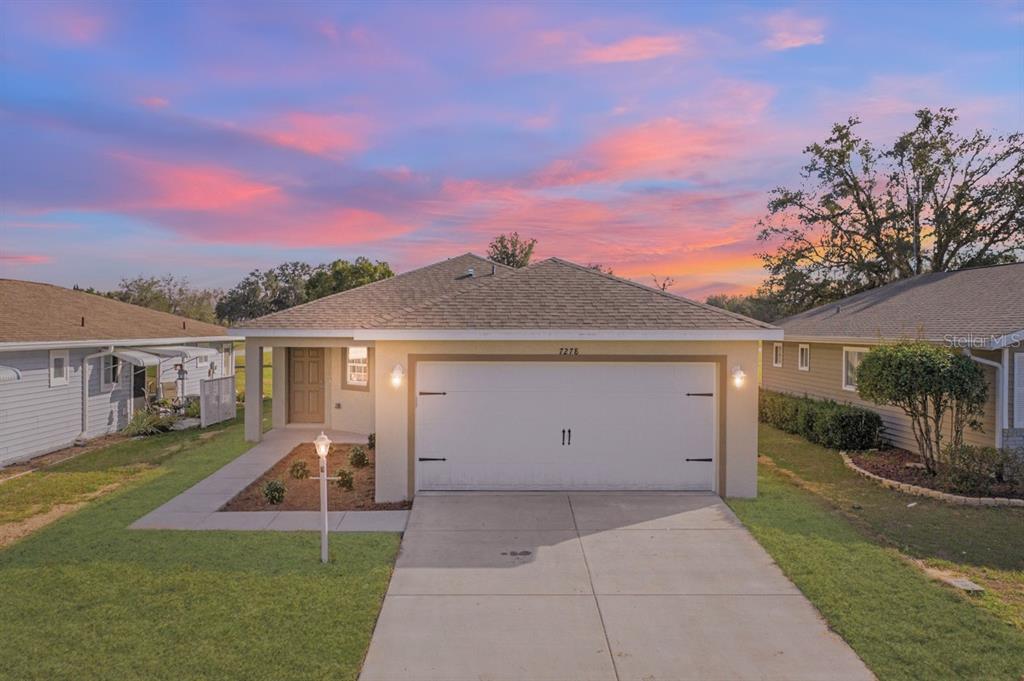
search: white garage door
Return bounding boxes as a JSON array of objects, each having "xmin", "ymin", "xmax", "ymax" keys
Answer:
[{"xmin": 415, "ymin": 361, "xmax": 717, "ymax": 491}]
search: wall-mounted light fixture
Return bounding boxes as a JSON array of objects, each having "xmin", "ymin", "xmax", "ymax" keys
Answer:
[
  {"xmin": 732, "ymin": 365, "xmax": 747, "ymax": 388},
  {"xmin": 390, "ymin": 363, "xmax": 405, "ymax": 388}
]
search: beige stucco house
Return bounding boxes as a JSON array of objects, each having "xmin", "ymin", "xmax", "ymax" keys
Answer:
[
  {"xmin": 764, "ymin": 262, "xmax": 1024, "ymax": 454},
  {"xmin": 233, "ymin": 254, "xmax": 781, "ymax": 502}
]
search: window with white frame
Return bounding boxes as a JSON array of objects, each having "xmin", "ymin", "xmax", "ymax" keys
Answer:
[
  {"xmin": 798, "ymin": 344, "xmax": 810, "ymax": 371},
  {"xmin": 101, "ymin": 355, "xmax": 121, "ymax": 391},
  {"xmin": 345, "ymin": 347, "xmax": 369, "ymax": 388},
  {"xmin": 49, "ymin": 349, "xmax": 69, "ymax": 387},
  {"xmin": 843, "ymin": 347, "xmax": 869, "ymax": 391},
  {"xmin": 772, "ymin": 342, "xmax": 783, "ymax": 367}
]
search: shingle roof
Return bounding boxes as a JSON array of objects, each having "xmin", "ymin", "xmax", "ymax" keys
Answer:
[
  {"xmin": 778, "ymin": 262, "xmax": 1024, "ymax": 343},
  {"xmin": 239, "ymin": 254, "xmax": 773, "ymax": 332},
  {"xmin": 243, "ymin": 253, "xmax": 515, "ymax": 329},
  {"xmin": 374, "ymin": 258, "xmax": 774, "ymax": 330},
  {"xmin": 0, "ymin": 279, "xmax": 228, "ymax": 344}
]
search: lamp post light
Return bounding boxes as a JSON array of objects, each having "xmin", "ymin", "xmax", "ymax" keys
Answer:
[{"xmin": 313, "ymin": 431, "xmax": 333, "ymax": 564}]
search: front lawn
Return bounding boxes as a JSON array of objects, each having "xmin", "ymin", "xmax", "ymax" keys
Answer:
[
  {"xmin": 727, "ymin": 425, "xmax": 1024, "ymax": 681},
  {"xmin": 0, "ymin": 409, "xmax": 400, "ymax": 681}
]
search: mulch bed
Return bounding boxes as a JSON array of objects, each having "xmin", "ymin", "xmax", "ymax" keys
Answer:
[
  {"xmin": 850, "ymin": 448, "xmax": 1024, "ymax": 500},
  {"xmin": 221, "ymin": 442, "xmax": 411, "ymax": 512}
]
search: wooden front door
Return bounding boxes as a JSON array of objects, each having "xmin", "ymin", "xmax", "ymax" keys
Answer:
[{"xmin": 288, "ymin": 348, "xmax": 325, "ymax": 423}]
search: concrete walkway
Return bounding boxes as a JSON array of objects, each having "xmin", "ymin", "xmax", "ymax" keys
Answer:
[
  {"xmin": 360, "ymin": 492, "xmax": 874, "ymax": 681},
  {"xmin": 131, "ymin": 427, "xmax": 408, "ymax": 533}
]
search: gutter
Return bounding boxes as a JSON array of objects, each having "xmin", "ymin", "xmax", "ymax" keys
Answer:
[
  {"xmin": 963, "ymin": 349, "xmax": 1004, "ymax": 449},
  {"xmin": 0, "ymin": 336, "xmax": 238, "ymax": 353}
]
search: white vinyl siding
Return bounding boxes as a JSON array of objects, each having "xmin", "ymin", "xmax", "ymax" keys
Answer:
[
  {"xmin": 772, "ymin": 343, "xmax": 783, "ymax": 367},
  {"xmin": 49, "ymin": 350, "xmax": 69, "ymax": 387},
  {"xmin": 0, "ymin": 349, "xmax": 132, "ymax": 466},
  {"xmin": 798, "ymin": 344, "xmax": 810, "ymax": 372},
  {"xmin": 842, "ymin": 347, "xmax": 868, "ymax": 391},
  {"xmin": 1015, "ymin": 353, "xmax": 1024, "ymax": 428},
  {"xmin": 763, "ymin": 342, "xmax": 998, "ymax": 455}
]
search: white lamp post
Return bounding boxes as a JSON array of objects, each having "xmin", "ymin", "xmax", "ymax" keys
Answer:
[{"xmin": 313, "ymin": 431, "xmax": 333, "ymax": 564}]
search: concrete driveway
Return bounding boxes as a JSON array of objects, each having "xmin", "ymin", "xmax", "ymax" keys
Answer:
[{"xmin": 360, "ymin": 492, "xmax": 874, "ymax": 681}]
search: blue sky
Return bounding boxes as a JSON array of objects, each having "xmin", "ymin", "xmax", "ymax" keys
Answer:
[{"xmin": 1, "ymin": 0, "xmax": 1021, "ymax": 297}]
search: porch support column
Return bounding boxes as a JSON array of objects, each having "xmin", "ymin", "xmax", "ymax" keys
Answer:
[
  {"xmin": 244, "ymin": 341, "xmax": 263, "ymax": 443},
  {"xmin": 271, "ymin": 346, "xmax": 288, "ymax": 429}
]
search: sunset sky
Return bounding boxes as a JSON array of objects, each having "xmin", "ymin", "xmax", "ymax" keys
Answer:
[{"xmin": 1, "ymin": 1, "xmax": 1021, "ymax": 299}]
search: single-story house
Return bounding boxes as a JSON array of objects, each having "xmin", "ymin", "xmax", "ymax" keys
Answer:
[
  {"xmin": 0, "ymin": 279, "xmax": 236, "ymax": 466},
  {"xmin": 763, "ymin": 262, "xmax": 1024, "ymax": 453},
  {"xmin": 233, "ymin": 253, "xmax": 782, "ymax": 502}
]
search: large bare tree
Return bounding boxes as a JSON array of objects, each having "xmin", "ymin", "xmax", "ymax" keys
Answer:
[{"xmin": 756, "ymin": 108, "xmax": 1023, "ymax": 315}]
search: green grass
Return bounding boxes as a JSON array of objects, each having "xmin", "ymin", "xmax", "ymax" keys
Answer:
[
  {"xmin": 0, "ymin": 406, "xmax": 400, "ymax": 681},
  {"xmin": 235, "ymin": 347, "xmax": 273, "ymax": 396},
  {"xmin": 727, "ymin": 425, "xmax": 1024, "ymax": 681}
]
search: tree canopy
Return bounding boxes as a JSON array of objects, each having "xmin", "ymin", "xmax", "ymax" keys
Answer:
[
  {"xmin": 88, "ymin": 275, "xmax": 222, "ymax": 323},
  {"xmin": 756, "ymin": 107, "xmax": 1022, "ymax": 316},
  {"xmin": 487, "ymin": 232, "xmax": 536, "ymax": 268},
  {"xmin": 215, "ymin": 257, "xmax": 392, "ymax": 323}
]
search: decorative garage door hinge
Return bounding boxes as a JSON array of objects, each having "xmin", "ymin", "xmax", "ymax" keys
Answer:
[
  {"xmin": 418, "ymin": 457, "xmax": 447, "ymax": 462},
  {"xmin": 686, "ymin": 392, "xmax": 713, "ymax": 397},
  {"xmin": 418, "ymin": 391, "xmax": 447, "ymax": 395},
  {"xmin": 685, "ymin": 458, "xmax": 712, "ymax": 462}
]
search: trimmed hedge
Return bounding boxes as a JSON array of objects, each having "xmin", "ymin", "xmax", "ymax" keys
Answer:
[{"xmin": 759, "ymin": 390, "xmax": 883, "ymax": 451}]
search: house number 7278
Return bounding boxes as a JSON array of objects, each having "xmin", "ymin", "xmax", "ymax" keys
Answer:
[{"xmin": 559, "ymin": 347, "xmax": 579, "ymax": 356}]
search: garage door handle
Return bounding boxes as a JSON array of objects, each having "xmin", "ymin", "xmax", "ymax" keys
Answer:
[
  {"xmin": 562, "ymin": 429, "xmax": 566, "ymax": 446},
  {"xmin": 686, "ymin": 392, "xmax": 713, "ymax": 397},
  {"xmin": 418, "ymin": 457, "xmax": 447, "ymax": 462},
  {"xmin": 685, "ymin": 457, "xmax": 712, "ymax": 462},
  {"xmin": 567, "ymin": 428, "xmax": 571, "ymax": 445}
]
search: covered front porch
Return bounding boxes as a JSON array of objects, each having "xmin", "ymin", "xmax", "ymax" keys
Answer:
[{"xmin": 243, "ymin": 338, "xmax": 376, "ymax": 444}]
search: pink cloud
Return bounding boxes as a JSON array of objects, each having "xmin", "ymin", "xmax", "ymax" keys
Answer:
[
  {"xmin": 577, "ymin": 35, "xmax": 692, "ymax": 64},
  {"xmin": 761, "ymin": 11, "xmax": 825, "ymax": 51},
  {"xmin": 535, "ymin": 117, "xmax": 746, "ymax": 187},
  {"xmin": 258, "ymin": 112, "xmax": 369, "ymax": 157},
  {"xmin": 112, "ymin": 155, "xmax": 282, "ymax": 212},
  {"xmin": 50, "ymin": 9, "xmax": 106, "ymax": 46},
  {"xmin": 138, "ymin": 96, "xmax": 170, "ymax": 109},
  {"xmin": 0, "ymin": 252, "xmax": 52, "ymax": 265}
]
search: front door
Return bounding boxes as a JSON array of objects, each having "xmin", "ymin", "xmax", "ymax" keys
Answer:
[{"xmin": 288, "ymin": 348, "xmax": 325, "ymax": 423}]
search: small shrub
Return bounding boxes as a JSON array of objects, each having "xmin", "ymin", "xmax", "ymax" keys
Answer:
[
  {"xmin": 289, "ymin": 460, "xmax": 310, "ymax": 480},
  {"xmin": 349, "ymin": 445, "xmax": 369, "ymax": 468},
  {"xmin": 759, "ymin": 391, "xmax": 882, "ymax": 451},
  {"xmin": 812, "ymin": 402, "xmax": 882, "ymax": 450},
  {"xmin": 184, "ymin": 398, "xmax": 201, "ymax": 419},
  {"xmin": 938, "ymin": 444, "xmax": 1024, "ymax": 496},
  {"xmin": 263, "ymin": 480, "xmax": 286, "ymax": 504},
  {"xmin": 236, "ymin": 391, "xmax": 245, "ymax": 404},
  {"xmin": 367, "ymin": 432, "xmax": 376, "ymax": 450},
  {"xmin": 335, "ymin": 469, "xmax": 354, "ymax": 490},
  {"xmin": 123, "ymin": 408, "xmax": 176, "ymax": 436}
]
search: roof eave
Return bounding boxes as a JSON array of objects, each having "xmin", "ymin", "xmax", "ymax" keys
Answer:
[
  {"xmin": 232, "ymin": 327, "xmax": 783, "ymax": 342},
  {"xmin": 0, "ymin": 335, "xmax": 238, "ymax": 353}
]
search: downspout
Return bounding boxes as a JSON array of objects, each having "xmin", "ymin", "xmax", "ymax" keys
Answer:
[
  {"xmin": 78, "ymin": 346, "xmax": 114, "ymax": 443},
  {"xmin": 964, "ymin": 349, "xmax": 1003, "ymax": 449}
]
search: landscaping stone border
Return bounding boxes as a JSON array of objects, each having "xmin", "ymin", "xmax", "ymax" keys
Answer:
[{"xmin": 840, "ymin": 452, "xmax": 1024, "ymax": 507}]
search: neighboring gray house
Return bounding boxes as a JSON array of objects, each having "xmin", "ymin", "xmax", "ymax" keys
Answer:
[
  {"xmin": 0, "ymin": 279, "xmax": 235, "ymax": 466},
  {"xmin": 763, "ymin": 262, "xmax": 1024, "ymax": 453}
]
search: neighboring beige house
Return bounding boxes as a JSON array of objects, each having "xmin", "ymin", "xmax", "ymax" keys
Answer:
[
  {"xmin": 233, "ymin": 254, "xmax": 782, "ymax": 502},
  {"xmin": 764, "ymin": 263, "xmax": 1024, "ymax": 453},
  {"xmin": 0, "ymin": 279, "xmax": 235, "ymax": 466}
]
